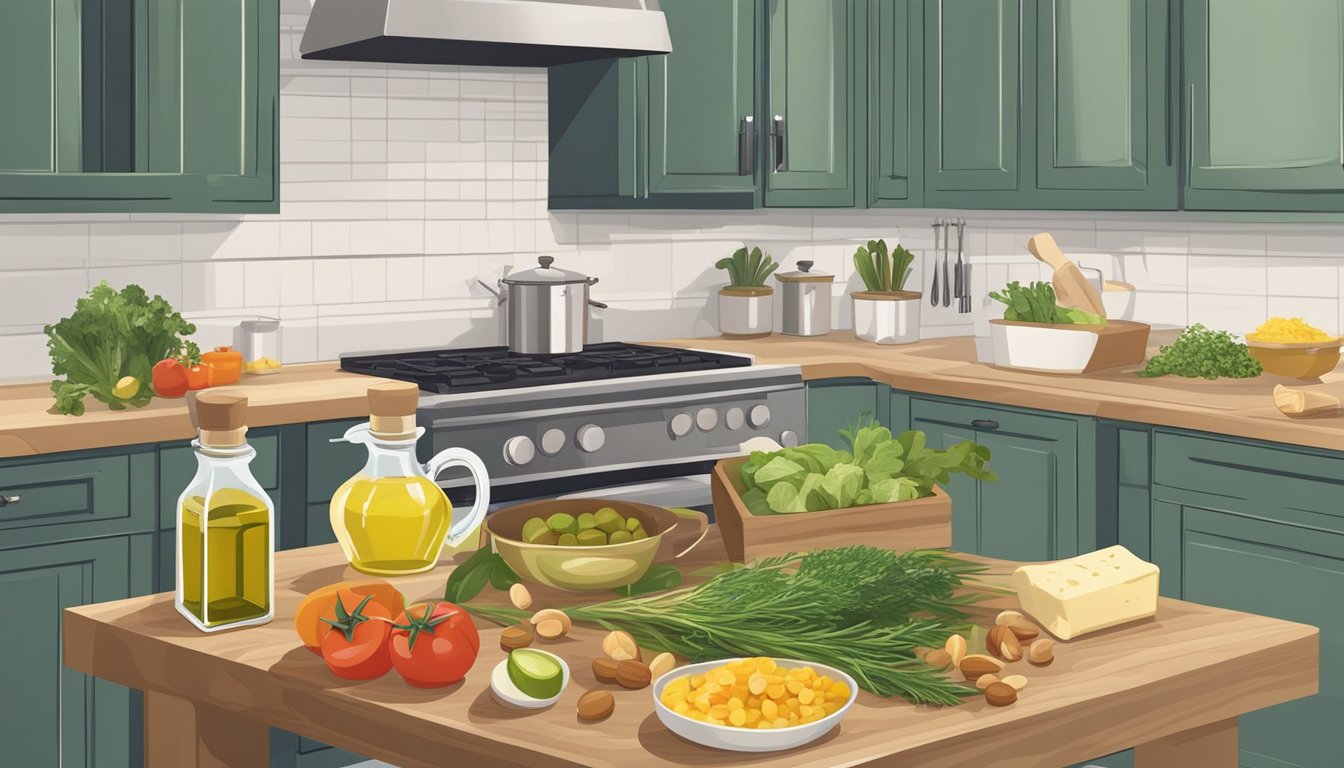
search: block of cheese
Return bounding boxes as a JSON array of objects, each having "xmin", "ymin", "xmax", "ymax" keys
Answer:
[{"xmin": 1012, "ymin": 546, "xmax": 1159, "ymax": 640}]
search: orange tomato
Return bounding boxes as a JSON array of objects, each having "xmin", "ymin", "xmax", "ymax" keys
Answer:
[{"xmin": 295, "ymin": 579, "xmax": 405, "ymax": 655}]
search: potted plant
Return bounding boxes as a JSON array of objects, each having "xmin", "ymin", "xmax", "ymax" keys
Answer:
[
  {"xmin": 851, "ymin": 239, "xmax": 920, "ymax": 345},
  {"xmin": 716, "ymin": 246, "xmax": 778, "ymax": 338}
]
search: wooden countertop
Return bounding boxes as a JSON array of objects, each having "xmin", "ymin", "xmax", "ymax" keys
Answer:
[
  {"xmin": 5, "ymin": 332, "xmax": 1343, "ymax": 458},
  {"xmin": 64, "ymin": 530, "xmax": 1318, "ymax": 768},
  {"xmin": 654, "ymin": 332, "xmax": 1344, "ymax": 452}
]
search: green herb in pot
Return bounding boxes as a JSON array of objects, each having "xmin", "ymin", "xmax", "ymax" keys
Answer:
[
  {"xmin": 716, "ymin": 246, "xmax": 778, "ymax": 288},
  {"xmin": 1139, "ymin": 324, "xmax": 1263, "ymax": 380},
  {"xmin": 988, "ymin": 281, "xmax": 1105, "ymax": 325},
  {"xmin": 853, "ymin": 239, "xmax": 916, "ymax": 293}
]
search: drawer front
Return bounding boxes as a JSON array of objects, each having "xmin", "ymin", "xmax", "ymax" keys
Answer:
[
  {"xmin": 0, "ymin": 447, "xmax": 155, "ymax": 547},
  {"xmin": 157, "ymin": 427, "xmax": 280, "ymax": 530},
  {"xmin": 1153, "ymin": 430, "xmax": 1344, "ymax": 517}
]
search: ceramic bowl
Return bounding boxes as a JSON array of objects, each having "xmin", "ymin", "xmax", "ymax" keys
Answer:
[
  {"xmin": 989, "ymin": 319, "xmax": 1100, "ymax": 373},
  {"xmin": 1246, "ymin": 338, "xmax": 1342, "ymax": 379},
  {"xmin": 489, "ymin": 651, "xmax": 570, "ymax": 709},
  {"xmin": 484, "ymin": 498, "xmax": 678, "ymax": 591},
  {"xmin": 651, "ymin": 658, "xmax": 859, "ymax": 753}
]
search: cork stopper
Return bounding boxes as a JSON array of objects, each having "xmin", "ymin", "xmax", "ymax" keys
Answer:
[
  {"xmin": 196, "ymin": 391, "xmax": 249, "ymax": 448},
  {"xmin": 367, "ymin": 381, "xmax": 419, "ymax": 439}
]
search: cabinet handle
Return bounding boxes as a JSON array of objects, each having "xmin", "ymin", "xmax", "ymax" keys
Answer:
[
  {"xmin": 970, "ymin": 419, "xmax": 999, "ymax": 430},
  {"xmin": 771, "ymin": 114, "xmax": 787, "ymax": 171},
  {"xmin": 0, "ymin": 495, "xmax": 20, "ymax": 508},
  {"xmin": 738, "ymin": 116, "xmax": 756, "ymax": 176}
]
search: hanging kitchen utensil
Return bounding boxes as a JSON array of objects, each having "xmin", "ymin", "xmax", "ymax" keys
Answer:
[
  {"xmin": 477, "ymin": 256, "xmax": 608, "ymax": 355},
  {"xmin": 956, "ymin": 219, "xmax": 970, "ymax": 314},
  {"xmin": 1026, "ymin": 233, "xmax": 1106, "ymax": 317},
  {"xmin": 940, "ymin": 220, "xmax": 951, "ymax": 308},
  {"xmin": 930, "ymin": 221, "xmax": 942, "ymax": 306}
]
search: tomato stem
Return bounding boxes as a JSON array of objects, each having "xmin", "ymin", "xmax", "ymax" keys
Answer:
[
  {"xmin": 320, "ymin": 591, "xmax": 376, "ymax": 643},
  {"xmin": 392, "ymin": 602, "xmax": 457, "ymax": 651}
]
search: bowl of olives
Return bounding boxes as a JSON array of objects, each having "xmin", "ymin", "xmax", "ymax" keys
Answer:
[{"xmin": 485, "ymin": 498, "xmax": 680, "ymax": 591}]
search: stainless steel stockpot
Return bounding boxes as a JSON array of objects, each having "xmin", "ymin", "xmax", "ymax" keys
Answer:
[{"xmin": 480, "ymin": 256, "xmax": 607, "ymax": 354}]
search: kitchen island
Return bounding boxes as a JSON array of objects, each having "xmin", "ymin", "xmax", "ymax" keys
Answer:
[{"xmin": 64, "ymin": 528, "xmax": 1318, "ymax": 768}]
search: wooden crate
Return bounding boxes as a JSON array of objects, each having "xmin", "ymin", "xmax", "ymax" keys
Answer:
[{"xmin": 711, "ymin": 455, "xmax": 952, "ymax": 563}]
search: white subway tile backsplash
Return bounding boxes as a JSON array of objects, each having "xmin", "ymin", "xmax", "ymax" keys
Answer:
[
  {"xmin": 279, "ymin": 260, "xmax": 315, "ymax": 306},
  {"xmin": 1267, "ymin": 258, "xmax": 1339, "ymax": 299},
  {"xmin": 351, "ymin": 258, "xmax": 388, "ymax": 302},
  {"xmin": 1266, "ymin": 296, "xmax": 1339, "ymax": 335},
  {"xmin": 313, "ymin": 259, "xmax": 353, "ymax": 304},
  {"xmin": 1188, "ymin": 255, "xmax": 1266, "ymax": 296},
  {"xmin": 0, "ymin": 269, "xmax": 86, "ymax": 330},
  {"xmin": 1187, "ymin": 293, "xmax": 1265, "ymax": 334}
]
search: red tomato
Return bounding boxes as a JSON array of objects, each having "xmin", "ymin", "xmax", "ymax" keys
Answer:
[
  {"xmin": 319, "ymin": 591, "xmax": 394, "ymax": 680},
  {"xmin": 389, "ymin": 601, "xmax": 480, "ymax": 688},
  {"xmin": 151, "ymin": 358, "xmax": 189, "ymax": 398},
  {"xmin": 185, "ymin": 363, "xmax": 212, "ymax": 390}
]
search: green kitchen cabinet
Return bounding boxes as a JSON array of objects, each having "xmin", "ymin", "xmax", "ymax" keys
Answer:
[
  {"xmin": 1150, "ymin": 501, "xmax": 1344, "ymax": 767},
  {"xmin": 763, "ymin": 0, "xmax": 857, "ymax": 207},
  {"xmin": 909, "ymin": 397, "xmax": 1091, "ymax": 561},
  {"xmin": 805, "ymin": 380, "xmax": 888, "ymax": 448},
  {"xmin": 10, "ymin": 535, "xmax": 153, "ymax": 768},
  {"xmin": 0, "ymin": 0, "xmax": 278, "ymax": 213},
  {"xmin": 0, "ymin": 445, "xmax": 156, "ymax": 550},
  {"xmin": 868, "ymin": 0, "xmax": 924, "ymax": 206},
  {"xmin": 305, "ymin": 419, "xmax": 367, "ymax": 546},
  {"xmin": 1183, "ymin": 0, "xmax": 1344, "ymax": 211}
]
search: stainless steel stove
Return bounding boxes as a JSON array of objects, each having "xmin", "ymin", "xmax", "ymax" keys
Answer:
[{"xmin": 339, "ymin": 343, "xmax": 805, "ymax": 511}]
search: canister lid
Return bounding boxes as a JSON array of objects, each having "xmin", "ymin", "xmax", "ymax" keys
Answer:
[
  {"xmin": 501, "ymin": 255, "xmax": 593, "ymax": 285},
  {"xmin": 241, "ymin": 318, "xmax": 280, "ymax": 332},
  {"xmin": 776, "ymin": 260, "xmax": 834, "ymax": 283}
]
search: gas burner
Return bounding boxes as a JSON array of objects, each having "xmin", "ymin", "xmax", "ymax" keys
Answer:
[{"xmin": 340, "ymin": 342, "xmax": 752, "ymax": 394}]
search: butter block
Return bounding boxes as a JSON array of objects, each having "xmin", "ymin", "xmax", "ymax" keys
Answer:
[{"xmin": 1012, "ymin": 546, "xmax": 1159, "ymax": 640}]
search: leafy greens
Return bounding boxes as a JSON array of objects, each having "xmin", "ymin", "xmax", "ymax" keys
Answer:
[
  {"xmin": 739, "ymin": 421, "xmax": 996, "ymax": 516},
  {"xmin": 988, "ymin": 280, "xmax": 1105, "ymax": 325},
  {"xmin": 1139, "ymin": 323, "xmax": 1263, "ymax": 379},
  {"xmin": 45, "ymin": 281, "xmax": 199, "ymax": 416}
]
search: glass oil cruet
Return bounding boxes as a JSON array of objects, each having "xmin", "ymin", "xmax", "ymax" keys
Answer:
[
  {"xmin": 329, "ymin": 382, "xmax": 491, "ymax": 576},
  {"xmin": 176, "ymin": 391, "xmax": 274, "ymax": 632}
]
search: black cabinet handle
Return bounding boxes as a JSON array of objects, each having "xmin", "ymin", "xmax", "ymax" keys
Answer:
[
  {"xmin": 0, "ymin": 495, "xmax": 20, "ymax": 508},
  {"xmin": 771, "ymin": 114, "xmax": 786, "ymax": 171},
  {"xmin": 738, "ymin": 116, "xmax": 755, "ymax": 176},
  {"xmin": 970, "ymin": 419, "xmax": 999, "ymax": 430}
]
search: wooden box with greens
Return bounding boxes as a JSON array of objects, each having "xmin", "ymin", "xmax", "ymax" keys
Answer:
[{"xmin": 711, "ymin": 422, "xmax": 995, "ymax": 563}]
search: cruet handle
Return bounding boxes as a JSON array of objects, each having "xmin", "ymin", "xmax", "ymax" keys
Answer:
[{"xmin": 425, "ymin": 447, "xmax": 491, "ymax": 549}]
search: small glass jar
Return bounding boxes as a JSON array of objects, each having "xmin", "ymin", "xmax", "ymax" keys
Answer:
[{"xmin": 240, "ymin": 318, "xmax": 282, "ymax": 375}]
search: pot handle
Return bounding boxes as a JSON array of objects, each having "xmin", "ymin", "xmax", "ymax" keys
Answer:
[
  {"xmin": 587, "ymin": 276, "xmax": 600, "ymax": 286},
  {"xmin": 477, "ymin": 280, "xmax": 504, "ymax": 303},
  {"xmin": 588, "ymin": 299, "xmax": 609, "ymax": 310},
  {"xmin": 426, "ymin": 447, "xmax": 491, "ymax": 549}
]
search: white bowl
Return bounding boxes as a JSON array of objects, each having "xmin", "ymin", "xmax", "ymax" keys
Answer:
[
  {"xmin": 1102, "ymin": 287, "xmax": 1136, "ymax": 321},
  {"xmin": 651, "ymin": 658, "xmax": 859, "ymax": 753},
  {"xmin": 990, "ymin": 320, "xmax": 1099, "ymax": 373},
  {"xmin": 489, "ymin": 652, "xmax": 570, "ymax": 709}
]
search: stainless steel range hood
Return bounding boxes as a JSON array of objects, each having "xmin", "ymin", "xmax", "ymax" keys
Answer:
[{"xmin": 300, "ymin": 0, "xmax": 672, "ymax": 67}]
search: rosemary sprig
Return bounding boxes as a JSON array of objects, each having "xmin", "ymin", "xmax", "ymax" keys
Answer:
[{"xmin": 467, "ymin": 546, "xmax": 990, "ymax": 706}]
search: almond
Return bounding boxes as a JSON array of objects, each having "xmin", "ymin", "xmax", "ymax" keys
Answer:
[
  {"xmin": 530, "ymin": 608, "xmax": 571, "ymax": 635},
  {"xmin": 508, "ymin": 583, "xmax": 533, "ymax": 611},
  {"xmin": 592, "ymin": 656, "xmax": 620, "ymax": 683},
  {"xmin": 1009, "ymin": 624, "xmax": 1040, "ymax": 642},
  {"xmin": 944, "ymin": 634, "xmax": 968, "ymax": 666},
  {"xmin": 499, "ymin": 622, "xmax": 534, "ymax": 651},
  {"xmin": 577, "ymin": 690, "xmax": 615, "ymax": 721},
  {"xmin": 986, "ymin": 626, "xmax": 1023, "ymax": 662},
  {"xmin": 647, "ymin": 652, "xmax": 677, "ymax": 680},
  {"xmin": 984, "ymin": 681, "xmax": 1018, "ymax": 706},
  {"xmin": 1000, "ymin": 674, "xmax": 1028, "ymax": 691},
  {"xmin": 601, "ymin": 630, "xmax": 640, "ymax": 661},
  {"xmin": 995, "ymin": 610, "xmax": 1025, "ymax": 627},
  {"xmin": 924, "ymin": 649, "xmax": 953, "ymax": 670},
  {"xmin": 614, "ymin": 659, "xmax": 652, "ymax": 690},
  {"xmin": 974, "ymin": 673, "xmax": 1000, "ymax": 691},
  {"xmin": 959, "ymin": 654, "xmax": 1004, "ymax": 682},
  {"xmin": 535, "ymin": 619, "xmax": 567, "ymax": 639},
  {"xmin": 1028, "ymin": 638, "xmax": 1055, "ymax": 667}
]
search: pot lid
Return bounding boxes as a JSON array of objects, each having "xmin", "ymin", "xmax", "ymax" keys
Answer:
[
  {"xmin": 776, "ymin": 260, "xmax": 834, "ymax": 283},
  {"xmin": 501, "ymin": 256, "xmax": 594, "ymax": 285}
]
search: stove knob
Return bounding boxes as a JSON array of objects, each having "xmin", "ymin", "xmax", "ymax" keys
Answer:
[
  {"xmin": 503, "ymin": 435, "xmax": 536, "ymax": 466},
  {"xmin": 779, "ymin": 430, "xmax": 800, "ymax": 448},
  {"xmin": 696, "ymin": 408, "xmax": 718, "ymax": 431},
  {"xmin": 539, "ymin": 428, "xmax": 566, "ymax": 456},
  {"xmin": 669, "ymin": 413, "xmax": 694, "ymax": 438},
  {"xmin": 576, "ymin": 424, "xmax": 606, "ymax": 453},
  {"xmin": 725, "ymin": 407, "xmax": 745, "ymax": 431},
  {"xmin": 748, "ymin": 404, "xmax": 771, "ymax": 429}
]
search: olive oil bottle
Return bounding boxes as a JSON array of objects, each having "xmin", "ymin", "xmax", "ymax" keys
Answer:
[{"xmin": 176, "ymin": 391, "xmax": 274, "ymax": 632}]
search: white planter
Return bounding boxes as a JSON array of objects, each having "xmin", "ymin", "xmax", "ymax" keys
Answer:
[
  {"xmin": 852, "ymin": 291, "xmax": 922, "ymax": 345},
  {"xmin": 718, "ymin": 287, "xmax": 774, "ymax": 338},
  {"xmin": 990, "ymin": 320, "xmax": 1098, "ymax": 373}
]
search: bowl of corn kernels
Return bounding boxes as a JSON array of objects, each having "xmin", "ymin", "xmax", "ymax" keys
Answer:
[
  {"xmin": 652, "ymin": 657, "xmax": 857, "ymax": 753},
  {"xmin": 1245, "ymin": 318, "xmax": 1342, "ymax": 379}
]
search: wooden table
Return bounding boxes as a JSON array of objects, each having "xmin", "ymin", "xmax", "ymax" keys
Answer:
[{"xmin": 64, "ymin": 531, "xmax": 1318, "ymax": 768}]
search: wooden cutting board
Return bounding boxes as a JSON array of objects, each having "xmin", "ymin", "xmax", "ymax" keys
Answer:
[{"xmin": 1027, "ymin": 233, "xmax": 1107, "ymax": 317}]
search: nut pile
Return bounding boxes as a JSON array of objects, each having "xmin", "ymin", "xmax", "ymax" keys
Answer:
[
  {"xmin": 580, "ymin": 629, "xmax": 683, "ymax": 722},
  {"xmin": 938, "ymin": 610, "xmax": 1057, "ymax": 708}
]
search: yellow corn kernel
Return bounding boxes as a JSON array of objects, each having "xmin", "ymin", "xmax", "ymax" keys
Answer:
[
  {"xmin": 716, "ymin": 670, "xmax": 735, "ymax": 686},
  {"xmin": 709, "ymin": 704, "xmax": 730, "ymax": 720},
  {"xmin": 728, "ymin": 709, "xmax": 747, "ymax": 727},
  {"xmin": 745, "ymin": 708, "xmax": 762, "ymax": 725},
  {"xmin": 727, "ymin": 697, "xmax": 744, "ymax": 712},
  {"xmin": 767, "ymin": 684, "xmax": 786, "ymax": 700},
  {"xmin": 786, "ymin": 679, "xmax": 804, "ymax": 695},
  {"xmin": 694, "ymin": 695, "xmax": 711, "ymax": 713},
  {"xmin": 798, "ymin": 687, "xmax": 815, "ymax": 705},
  {"xmin": 690, "ymin": 674, "xmax": 706, "ymax": 688},
  {"xmin": 761, "ymin": 699, "xmax": 778, "ymax": 720},
  {"xmin": 673, "ymin": 701, "xmax": 690, "ymax": 715},
  {"xmin": 747, "ymin": 673, "xmax": 767, "ymax": 696},
  {"xmin": 773, "ymin": 717, "xmax": 790, "ymax": 729}
]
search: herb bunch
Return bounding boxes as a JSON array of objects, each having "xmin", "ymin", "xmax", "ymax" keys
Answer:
[
  {"xmin": 716, "ymin": 246, "xmax": 778, "ymax": 288},
  {"xmin": 853, "ymin": 239, "xmax": 916, "ymax": 293},
  {"xmin": 467, "ymin": 546, "xmax": 989, "ymax": 705},
  {"xmin": 1139, "ymin": 323, "xmax": 1263, "ymax": 379},
  {"xmin": 988, "ymin": 281, "xmax": 1105, "ymax": 325}
]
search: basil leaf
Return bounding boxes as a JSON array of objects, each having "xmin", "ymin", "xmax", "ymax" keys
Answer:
[
  {"xmin": 487, "ymin": 556, "xmax": 519, "ymax": 591},
  {"xmin": 613, "ymin": 564, "xmax": 682, "ymax": 597},
  {"xmin": 444, "ymin": 547, "xmax": 497, "ymax": 603}
]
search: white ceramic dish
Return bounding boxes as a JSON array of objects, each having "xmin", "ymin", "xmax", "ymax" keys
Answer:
[
  {"xmin": 489, "ymin": 652, "xmax": 570, "ymax": 709},
  {"xmin": 990, "ymin": 321, "xmax": 1099, "ymax": 373},
  {"xmin": 1102, "ymin": 285, "xmax": 1136, "ymax": 321},
  {"xmin": 652, "ymin": 658, "xmax": 859, "ymax": 753}
]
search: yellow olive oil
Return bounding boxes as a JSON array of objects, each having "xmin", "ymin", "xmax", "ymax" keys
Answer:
[
  {"xmin": 331, "ymin": 475, "xmax": 451, "ymax": 575},
  {"xmin": 180, "ymin": 487, "xmax": 271, "ymax": 628}
]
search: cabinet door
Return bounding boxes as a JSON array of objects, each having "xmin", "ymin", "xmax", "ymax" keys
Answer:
[
  {"xmin": 1153, "ymin": 503, "xmax": 1344, "ymax": 768},
  {"xmin": 910, "ymin": 403, "xmax": 979, "ymax": 554},
  {"xmin": 647, "ymin": 0, "xmax": 758, "ymax": 198},
  {"xmin": 1184, "ymin": 0, "xmax": 1344, "ymax": 210},
  {"xmin": 0, "ymin": 0, "xmax": 278, "ymax": 213},
  {"xmin": 764, "ymin": 0, "xmax": 855, "ymax": 207},
  {"xmin": 924, "ymin": 0, "xmax": 1021, "ymax": 199},
  {"xmin": 806, "ymin": 381, "xmax": 881, "ymax": 449},
  {"xmin": 548, "ymin": 58, "xmax": 644, "ymax": 207},
  {"xmin": 869, "ymin": 0, "xmax": 923, "ymax": 205},
  {"xmin": 7, "ymin": 535, "xmax": 152, "ymax": 768},
  {"xmin": 1035, "ymin": 0, "xmax": 1177, "ymax": 209}
]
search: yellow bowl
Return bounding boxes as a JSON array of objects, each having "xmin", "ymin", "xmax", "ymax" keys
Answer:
[
  {"xmin": 1246, "ymin": 338, "xmax": 1342, "ymax": 380},
  {"xmin": 484, "ymin": 498, "xmax": 678, "ymax": 591}
]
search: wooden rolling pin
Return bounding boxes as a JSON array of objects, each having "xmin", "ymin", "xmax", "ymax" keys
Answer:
[
  {"xmin": 1273, "ymin": 384, "xmax": 1342, "ymax": 417},
  {"xmin": 1027, "ymin": 233, "xmax": 1107, "ymax": 317}
]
